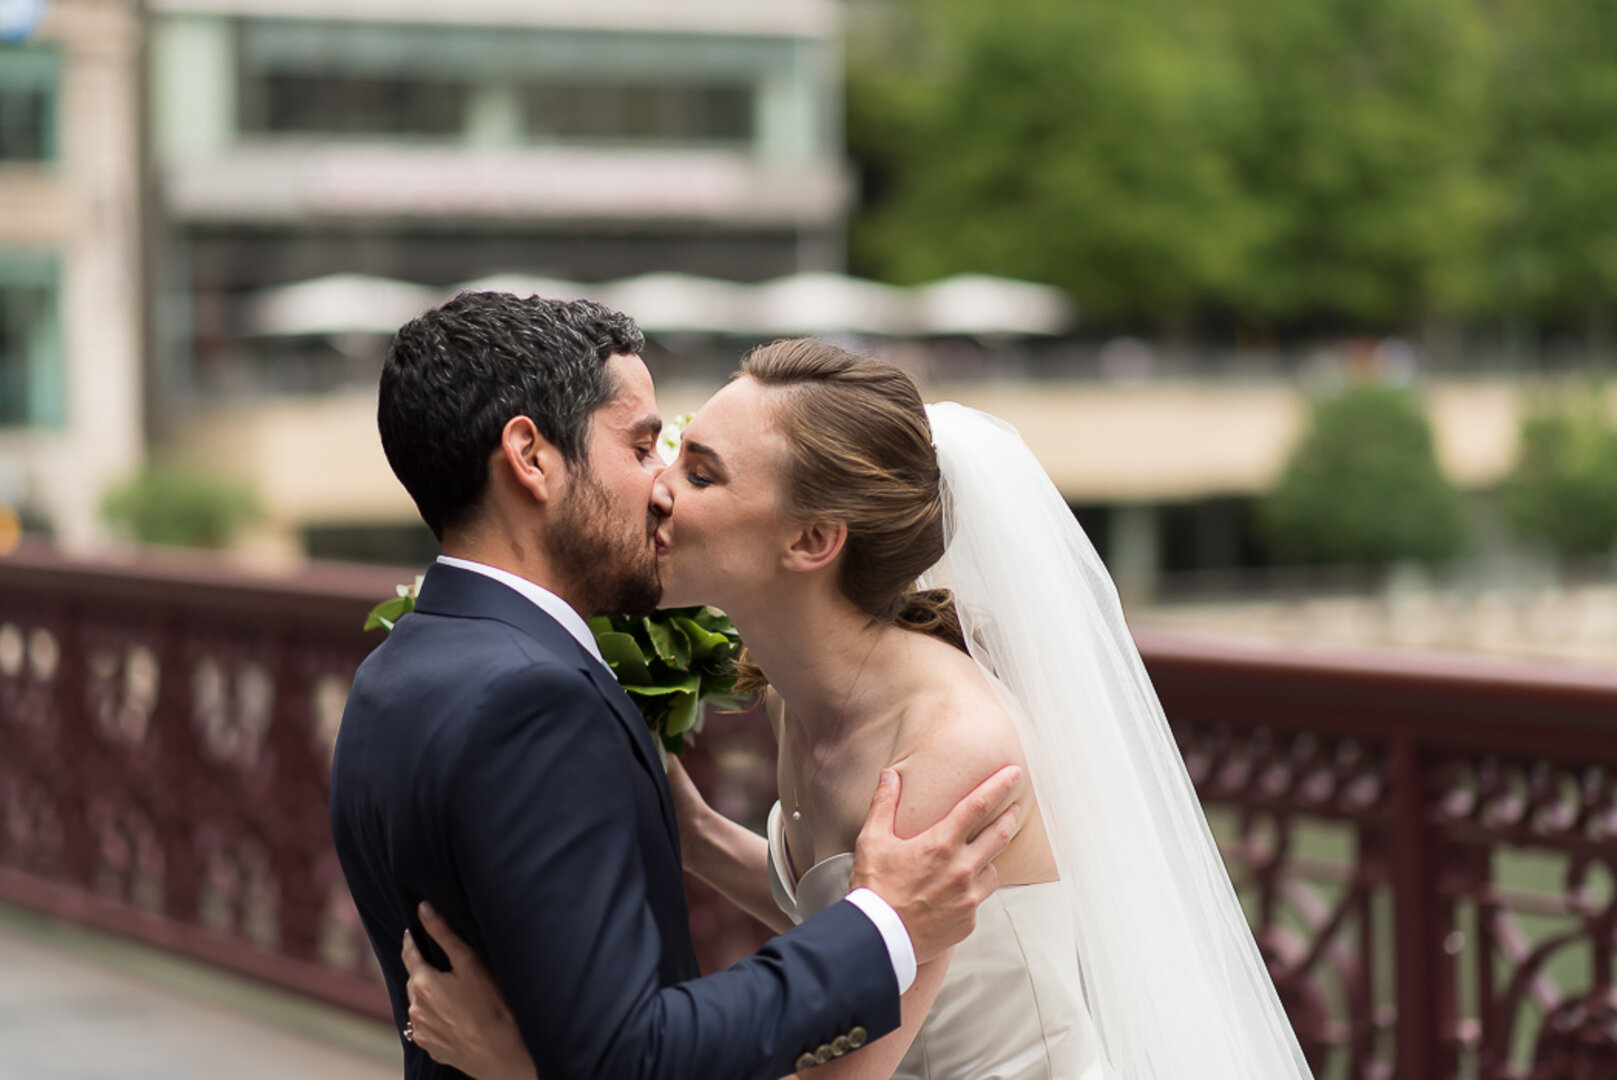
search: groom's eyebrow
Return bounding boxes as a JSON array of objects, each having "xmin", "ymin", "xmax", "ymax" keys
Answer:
[{"xmin": 630, "ymin": 415, "xmax": 663, "ymax": 440}]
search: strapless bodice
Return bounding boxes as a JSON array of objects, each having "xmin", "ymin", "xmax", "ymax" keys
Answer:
[
  {"xmin": 765, "ymin": 802, "xmax": 1113, "ymax": 1080},
  {"xmin": 766, "ymin": 801, "xmax": 856, "ymax": 925}
]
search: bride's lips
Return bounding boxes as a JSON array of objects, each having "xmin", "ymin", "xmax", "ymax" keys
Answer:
[{"xmin": 653, "ymin": 528, "xmax": 669, "ymax": 555}]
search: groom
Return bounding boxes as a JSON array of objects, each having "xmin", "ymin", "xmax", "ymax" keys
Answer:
[{"xmin": 330, "ymin": 292, "xmax": 1023, "ymax": 1080}]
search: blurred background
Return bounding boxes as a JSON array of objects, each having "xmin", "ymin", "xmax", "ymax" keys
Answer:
[
  {"xmin": 1, "ymin": 1, "xmax": 1615, "ymax": 1078},
  {"xmin": 2, "ymin": 0, "xmax": 1614, "ymax": 660}
]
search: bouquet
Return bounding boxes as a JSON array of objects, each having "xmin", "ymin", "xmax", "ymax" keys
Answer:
[{"xmin": 366, "ymin": 580, "xmax": 743, "ymax": 756}]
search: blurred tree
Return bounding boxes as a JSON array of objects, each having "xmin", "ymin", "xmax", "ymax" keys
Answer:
[
  {"xmin": 101, "ymin": 463, "xmax": 258, "ymax": 549},
  {"xmin": 1260, "ymin": 383, "xmax": 1469, "ymax": 565},
  {"xmin": 846, "ymin": 0, "xmax": 1500, "ymax": 330},
  {"xmin": 1489, "ymin": 0, "xmax": 1617, "ymax": 337},
  {"xmin": 847, "ymin": 0, "xmax": 1265, "ymax": 324},
  {"xmin": 1501, "ymin": 381, "xmax": 1617, "ymax": 558},
  {"xmin": 1218, "ymin": 0, "xmax": 1499, "ymax": 326}
]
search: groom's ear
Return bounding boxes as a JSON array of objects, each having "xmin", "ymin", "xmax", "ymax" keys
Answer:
[
  {"xmin": 497, "ymin": 415, "xmax": 566, "ymax": 506},
  {"xmin": 783, "ymin": 519, "xmax": 847, "ymax": 574}
]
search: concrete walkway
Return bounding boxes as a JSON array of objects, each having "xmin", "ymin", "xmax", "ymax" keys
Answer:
[{"xmin": 0, "ymin": 903, "xmax": 400, "ymax": 1080}]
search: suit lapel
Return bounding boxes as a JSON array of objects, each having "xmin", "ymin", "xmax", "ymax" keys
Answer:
[
  {"xmin": 578, "ymin": 661, "xmax": 682, "ymax": 853},
  {"xmin": 413, "ymin": 563, "xmax": 682, "ymax": 853}
]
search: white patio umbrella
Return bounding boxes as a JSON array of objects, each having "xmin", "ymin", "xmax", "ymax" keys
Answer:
[
  {"xmin": 744, "ymin": 272, "xmax": 920, "ymax": 337},
  {"xmin": 911, "ymin": 274, "xmax": 1075, "ymax": 336},
  {"xmin": 244, "ymin": 273, "xmax": 439, "ymax": 337},
  {"xmin": 600, "ymin": 272, "xmax": 751, "ymax": 336}
]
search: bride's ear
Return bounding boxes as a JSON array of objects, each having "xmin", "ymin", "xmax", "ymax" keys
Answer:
[{"xmin": 782, "ymin": 519, "xmax": 847, "ymax": 574}]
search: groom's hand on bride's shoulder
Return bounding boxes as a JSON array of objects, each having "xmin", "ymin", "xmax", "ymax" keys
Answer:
[{"xmin": 849, "ymin": 765, "xmax": 1023, "ymax": 964}]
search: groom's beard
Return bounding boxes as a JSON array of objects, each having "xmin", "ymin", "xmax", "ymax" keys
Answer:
[{"xmin": 550, "ymin": 463, "xmax": 662, "ymax": 618}]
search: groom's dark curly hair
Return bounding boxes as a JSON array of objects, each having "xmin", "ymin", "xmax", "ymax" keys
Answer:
[{"xmin": 378, "ymin": 291, "xmax": 645, "ymax": 539}]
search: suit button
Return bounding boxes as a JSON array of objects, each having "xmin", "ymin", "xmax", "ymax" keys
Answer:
[
  {"xmin": 796, "ymin": 1053, "xmax": 817, "ymax": 1071},
  {"xmin": 831, "ymin": 1035, "xmax": 850, "ymax": 1056},
  {"xmin": 848, "ymin": 1027, "xmax": 868, "ymax": 1049},
  {"xmin": 815, "ymin": 1044, "xmax": 835, "ymax": 1065}
]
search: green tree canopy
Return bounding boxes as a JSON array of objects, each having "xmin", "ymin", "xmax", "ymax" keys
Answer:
[
  {"xmin": 846, "ymin": 0, "xmax": 1615, "ymax": 334},
  {"xmin": 1489, "ymin": 0, "xmax": 1617, "ymax": 331},
  {"xmin": 1260, "ymin": 383, "xmax": 1469, "ymax": 566}
]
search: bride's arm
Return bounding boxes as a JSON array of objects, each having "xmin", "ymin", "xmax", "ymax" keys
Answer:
[
  {"xmin": 667, "ymin": 756, "xmax": 793, "ymax": 934},
  {"xmin": 402, "ymin": 904, "xmax": 536, "ymax": 1080}
]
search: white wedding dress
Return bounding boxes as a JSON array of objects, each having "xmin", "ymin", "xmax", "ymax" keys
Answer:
[
  {"xmin": 751, "ymin": 403, "xmax": 1311, "ymax": 1080},
  {"xmin": 765, "ymin": 802, "xmax": 1113, "ymax": 1080}
]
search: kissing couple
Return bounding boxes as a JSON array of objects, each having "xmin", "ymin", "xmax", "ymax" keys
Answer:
[{"xmin": 331, "ymin": 292, "xmax": 1315, "ymax": 1080}]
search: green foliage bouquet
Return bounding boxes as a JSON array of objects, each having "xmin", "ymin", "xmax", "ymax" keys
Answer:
[
  {"xmin": 586, "ymin": 609, "xmax": 747, "ymax": 754},
  {"xmin": 365, "ymin": 581, "xmax": 744, "ymax": 756}
]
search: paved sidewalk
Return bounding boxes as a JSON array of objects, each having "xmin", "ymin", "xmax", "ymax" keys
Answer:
[{"xmin": 0, "ymin": 904, "xmax": 400, "ymax": 1080}]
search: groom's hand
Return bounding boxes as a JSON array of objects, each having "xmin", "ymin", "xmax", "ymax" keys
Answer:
[{"xmin": 848, "ymin": 765, "xmax": 1023, "ymax": 965}]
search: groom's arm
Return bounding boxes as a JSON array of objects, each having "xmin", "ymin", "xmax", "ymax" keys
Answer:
[{"xmin": 443, "ymin": 663, "xmax": 901, "ymax": 1080}]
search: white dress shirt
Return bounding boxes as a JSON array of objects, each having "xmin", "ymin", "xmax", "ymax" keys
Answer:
[{"xmin": 431, "ymin": 555, "xmax": 918, "ymax": 994}]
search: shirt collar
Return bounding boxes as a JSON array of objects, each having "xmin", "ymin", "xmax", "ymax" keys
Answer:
[{"xmin": 434, "ymin": 555, "xmax": 607, "ymax": 669}]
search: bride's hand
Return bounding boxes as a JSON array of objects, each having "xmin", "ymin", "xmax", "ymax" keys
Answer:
[{"xmin": 401, "ymin": 902, "xmax": 537, "ymax": 1080}]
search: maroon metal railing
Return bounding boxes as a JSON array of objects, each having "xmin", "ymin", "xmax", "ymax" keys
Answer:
[{"xmin": 2, "ymin": 540, "xmax": 1614, "ymax": 1079}]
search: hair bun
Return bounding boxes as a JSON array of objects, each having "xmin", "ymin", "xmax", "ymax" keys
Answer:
[{"xmin": 894, "ymin": 587, "xmax": 966, "ymax": 652}]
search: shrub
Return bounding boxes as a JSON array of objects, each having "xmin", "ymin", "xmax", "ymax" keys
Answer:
[
  {"xmin": 101, "ymin": 462, "xmax": 259, "ymax": 549},
  {"xmin": 1502, "ymin": 381, "xmax": 1617, "ymax": 558},
  {"xmin": 1260, "ymin": 383, "xmax": 1469, "ymax": 567}
]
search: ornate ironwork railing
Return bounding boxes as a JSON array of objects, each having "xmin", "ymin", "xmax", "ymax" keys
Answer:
[
  {"xmin": 2, "ymin": 541, "xmax": 1614, "ymax": 1079},
  {"xmin": 0, "ymin": 541, "xmax": 400, "ymax": 1016}
]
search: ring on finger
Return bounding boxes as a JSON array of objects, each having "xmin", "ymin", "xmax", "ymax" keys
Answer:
[{"xmin": 403, "ymin": 1022, "xmax": 416, "ymax": 1043}]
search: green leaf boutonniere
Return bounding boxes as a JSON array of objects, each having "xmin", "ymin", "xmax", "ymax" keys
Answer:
[{"xmin": 364, "ymin": 585, "xmax": 744, "ymax": 757}]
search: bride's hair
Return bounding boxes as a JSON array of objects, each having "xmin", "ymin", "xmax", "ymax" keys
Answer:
[{"xmin": 731, "ymin": 338, "xmax": 964, "ymax": 695}]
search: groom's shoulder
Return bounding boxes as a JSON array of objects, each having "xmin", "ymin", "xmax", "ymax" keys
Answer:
[
  {"xmin": 366, "ymin": 603, "xmax": 574, "ymax": 674},
  {"xmin": 348, "ymin": 609, "xmax": 603, "ymax": 730},
  {"xmin": 337, "ymin": 612, "xmax": 618, "ymax": 786}
]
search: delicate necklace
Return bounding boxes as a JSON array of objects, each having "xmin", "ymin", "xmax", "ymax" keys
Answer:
[{"xmin": 789, "ymin": 631, "xmax": 881, "ymax": 823}]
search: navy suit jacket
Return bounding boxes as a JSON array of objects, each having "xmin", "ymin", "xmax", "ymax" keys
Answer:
[{"xmin": 330, "ymin": 563, "xmax": 900, "ymax": 1080}]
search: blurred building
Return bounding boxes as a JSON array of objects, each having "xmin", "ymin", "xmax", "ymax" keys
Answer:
[
  {"xmin": 143, "ymin": 0, "xmax": 848, "ymax": 560},
  {"xmin": 149, "ymin": 0, "xmax": 848, "ymax": 395},
  {"xmin": 0, "ymin": 0, "xmax": 147, "ymax": 548}
]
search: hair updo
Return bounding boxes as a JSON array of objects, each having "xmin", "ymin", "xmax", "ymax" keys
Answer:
[{"xmin": 732, "ymin": 339, "xmax": 964, "ymax": 696}]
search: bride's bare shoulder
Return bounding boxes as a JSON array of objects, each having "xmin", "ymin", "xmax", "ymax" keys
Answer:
[{"xmin": 886, "ymin": 637, "xmax": 1029, "ymax": 839}]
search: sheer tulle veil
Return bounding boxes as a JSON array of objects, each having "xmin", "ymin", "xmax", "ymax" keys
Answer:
[{"xmin": 919, "ymin": 402, "xmax": 1314, "ymax": 1079}]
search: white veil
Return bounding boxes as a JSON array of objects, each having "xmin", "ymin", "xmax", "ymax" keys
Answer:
[{"xmin": 919, "ymin": 402, "xmax": 1314, "ymax": 1080}]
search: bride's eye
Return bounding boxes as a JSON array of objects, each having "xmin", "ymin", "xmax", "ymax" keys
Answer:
[{"xmin": 686, "ymin": 470, "xmax": 713, "ymax": 489}]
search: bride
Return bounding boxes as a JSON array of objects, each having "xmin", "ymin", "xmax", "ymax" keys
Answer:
[{"xmin": 397, "ymin": 339, "xmax": 1313, "ymax": 1080}]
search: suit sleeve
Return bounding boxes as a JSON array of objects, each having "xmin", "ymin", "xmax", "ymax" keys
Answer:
[{"xmin": 443, "ymin": 663, "xmax": 901, "ymax": 1080}]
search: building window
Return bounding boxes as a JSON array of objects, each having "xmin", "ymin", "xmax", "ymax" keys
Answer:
[
  {"xmin": 241, "ymin": 73, "xmax": 470, "ymax": 137},
  {"xmin": 0, "ymin": 254, "xmax": 64, "ymax": 428},
  {"xmin": 526, "ymin": 81, "xmax": 753, "ymax": 145},
  {"xmin": 0, "ymin": 46, "xmax": 59, "ymax": 163}
]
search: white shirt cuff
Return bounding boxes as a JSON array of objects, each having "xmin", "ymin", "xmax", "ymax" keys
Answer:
[{"xmin": 844, "ymin": 887, "xmax": 917, "ymax": 995}]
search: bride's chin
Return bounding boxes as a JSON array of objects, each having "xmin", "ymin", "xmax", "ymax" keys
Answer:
[{"xmin": 654, "ymin": 569, "xmax": 701, "ymax": 610}]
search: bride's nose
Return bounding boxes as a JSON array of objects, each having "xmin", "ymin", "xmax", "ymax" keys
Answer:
[{"xmin": 650, "ymin": 469, "xmax": 674, "ymax": 518}]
